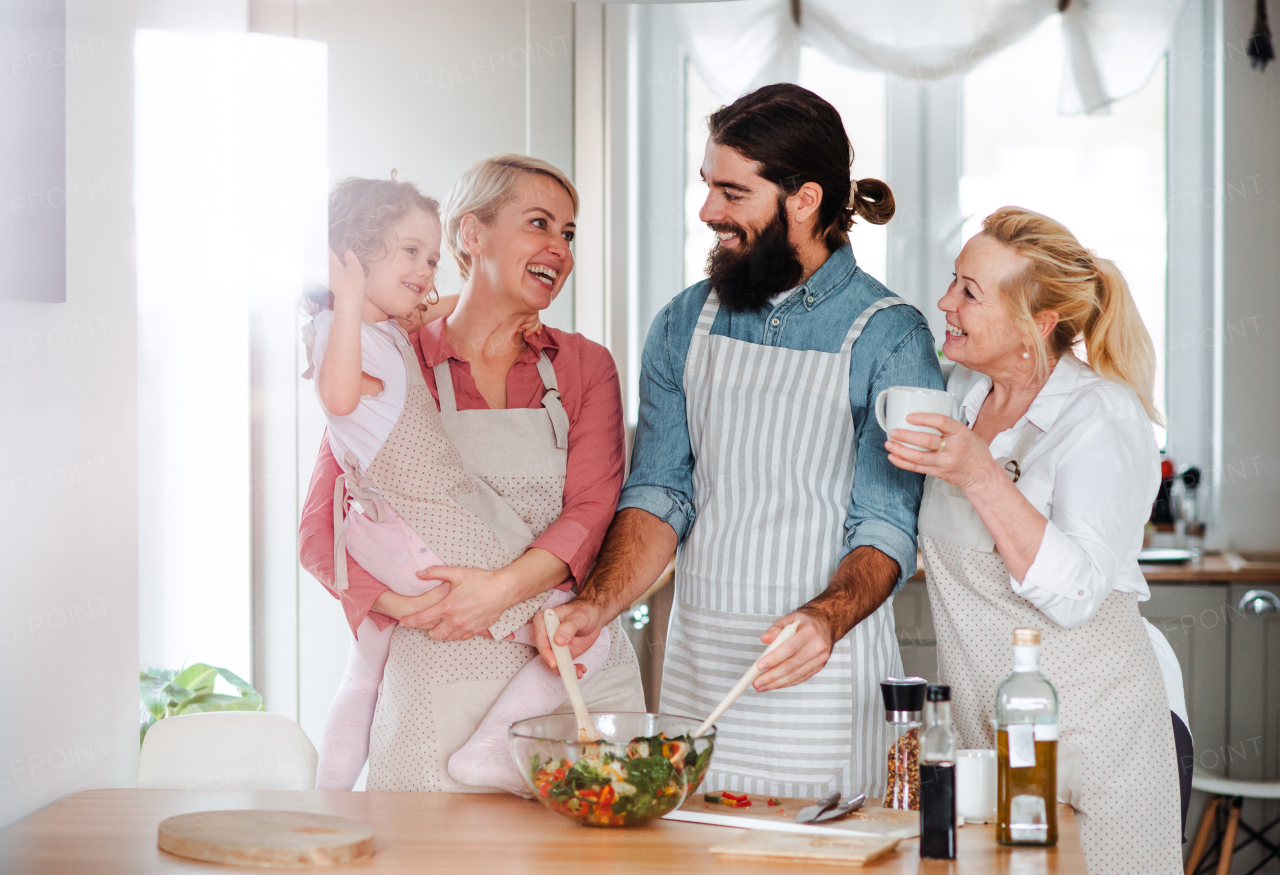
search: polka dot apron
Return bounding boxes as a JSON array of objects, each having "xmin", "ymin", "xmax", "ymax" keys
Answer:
[
  {"xmin": 918, "ymin": 422, "xmax": 1181, "ymax": 874},
  {"xmin": 345, "ymin": 331, "xmax": 642, "ymax": 792}
]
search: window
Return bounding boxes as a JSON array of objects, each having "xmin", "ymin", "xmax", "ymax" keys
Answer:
[{"xmin": 961, "ymin": 16, "xmax": 1168, "ymax": 432}]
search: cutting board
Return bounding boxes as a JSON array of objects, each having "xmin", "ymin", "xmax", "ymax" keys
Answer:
[
  {"xmin": 157, "ymin": 810, "xmax": 375, "ymax": 867},
  {"xmin": 711, "ymin": 830, "xmax": 901, "ymax": 866},
  {"xmin": 665, "ymin": 794, "xmax": 919, "ymax": 839}
]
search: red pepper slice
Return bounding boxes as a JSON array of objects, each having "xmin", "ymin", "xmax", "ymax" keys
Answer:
[
  {"xmin": 733, "ymin": 798, "xmax": 753, "ymax": 808},
  {"xmin": 721, "ymin": 792, "xmax": 747, "ymax": 803},
  {"xmin": 767, "ymin": 797, "xmax": 781, "ymax": 806}
]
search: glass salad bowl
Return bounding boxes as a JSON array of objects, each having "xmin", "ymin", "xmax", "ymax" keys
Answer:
[{"xmin": 509, "ymin": 712, "xmax": 716, "ymax": 827}]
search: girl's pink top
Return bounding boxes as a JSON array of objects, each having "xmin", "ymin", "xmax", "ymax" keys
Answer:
[{"xmin": 299, "ymin": 321, "xmax": 627, "ymax": 637}]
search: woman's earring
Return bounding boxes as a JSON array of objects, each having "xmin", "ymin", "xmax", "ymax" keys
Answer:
[{"xmin": 1022, "ymin": 351, "xmax": 1030, "ymax": 359}]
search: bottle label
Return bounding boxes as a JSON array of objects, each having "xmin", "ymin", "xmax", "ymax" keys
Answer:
[
  {"xmin": 1010, "ymin": 794, "xmax": 1050, "ymax": 841},
  {"xmin": 1007, "ymin": 724, "xmax": 1036, "ymax": 768},
  {"xmin": 1033, "ymin": 724, "xmax": 1059, "ymax": 741}
]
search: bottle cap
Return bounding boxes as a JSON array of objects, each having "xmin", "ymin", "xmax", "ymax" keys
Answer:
[
  {"xmin": 1012, "ymin": 628, "xmax": 1040, "ymax": 646},
  {"xmin": 880, "ymin": 677, "xmax": 927, "ymax": 720},
  {"xmin": 925, "ymin": 684, "xmax": 950, "ymax": 702}
]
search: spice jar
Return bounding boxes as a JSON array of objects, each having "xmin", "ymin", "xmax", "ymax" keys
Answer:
[{"xmin": 880, "ymin": 676, "xmax": 927, "ymax": 810}]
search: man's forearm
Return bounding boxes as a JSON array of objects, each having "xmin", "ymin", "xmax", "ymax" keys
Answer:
[
  {"xmin": 577, "ymin": 508, "xmax": 678, "ymax": 625},
  {"xmin": 801, "ymin": 545, "xmax": 899, "ymax": 643}
]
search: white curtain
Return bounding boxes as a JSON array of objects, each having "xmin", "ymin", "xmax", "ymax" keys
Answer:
[{"xmin": 676, "ymin": 0, "xmax": 1188, "ymax": 115}]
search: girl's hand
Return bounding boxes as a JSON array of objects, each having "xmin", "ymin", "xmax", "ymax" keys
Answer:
[
  {"xmin": 329, "ymin": 249, "xmax": 366, "ymax": 301},
  {"xmin": 884, "ymin": 412, "xmax": 1003, "ymax": 493},
  {"xmin": 394, "ymin": 302, "xmax": 430, "ymax": 335},
  {"xmin": 398, "ymin": 565, "xmax": 514, "ymax": 640},
  {"xmin": 519, "ymin": 313, "xmax": 544, "ymax": 339}
]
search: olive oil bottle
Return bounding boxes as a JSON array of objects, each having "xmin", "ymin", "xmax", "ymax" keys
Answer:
[{"xmin": 995, "ymin": 628, "xmax": 1058, "ymax": 846}]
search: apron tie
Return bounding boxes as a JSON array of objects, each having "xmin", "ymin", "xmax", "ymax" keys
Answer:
[{"xmin": 331, "ymin": 451, "xmax": 388, "ymax": 591}]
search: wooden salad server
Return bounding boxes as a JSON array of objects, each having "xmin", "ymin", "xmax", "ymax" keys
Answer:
[
  {"xmin": 692, "ymin": 620, "xmax": 800, "ymax": 739},
  {"xmin": 542, "ymin": 610, "xmax": 602, "ymax": 742}
]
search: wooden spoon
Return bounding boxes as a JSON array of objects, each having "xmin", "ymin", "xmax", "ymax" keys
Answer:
[
  {"xmin": 542, "ymin": 610, "xmax": 602, "ymax": 742},
  {"xmin": 692, "ymin": 620, "xmax": 799, "ymax": 738}
]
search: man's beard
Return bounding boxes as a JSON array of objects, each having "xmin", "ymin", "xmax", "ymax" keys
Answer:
[{"xmin": 705, "ymin": 197, "xmax": 805, "ymax": 313}]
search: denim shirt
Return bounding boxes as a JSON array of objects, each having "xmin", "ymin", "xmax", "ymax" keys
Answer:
[{"xmin": 618, "ymin": 245, "xmax": 943, "ymax": 587}]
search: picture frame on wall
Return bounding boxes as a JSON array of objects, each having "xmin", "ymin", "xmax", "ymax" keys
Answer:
[{"xmin": 2, "ymin": 0, "xmax": 66, "ymax": 303}]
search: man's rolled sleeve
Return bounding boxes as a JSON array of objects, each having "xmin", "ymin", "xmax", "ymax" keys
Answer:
[
  {"xmin": 845, "ymin": 316, "xmax": 943, "ymax": 590},
  {"xmin": 616, "ymin": 302, "xmax": 698, "ymax": 542},
  {"xmin": 845, "ymin": 519, "xmax": 919, "ymax": 585},
  {"xmin": 616, "ymin": 485, "xmax": 696, "ymax": 542}
]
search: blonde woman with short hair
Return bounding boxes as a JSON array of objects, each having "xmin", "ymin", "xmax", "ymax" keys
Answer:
[
  {"xmin": 885, "ymin": 207, "xmax": 1184, "ymax": 875},
  {"xmin": 300, "ymin": 156, "xmax": 644, "ymax": 794}
]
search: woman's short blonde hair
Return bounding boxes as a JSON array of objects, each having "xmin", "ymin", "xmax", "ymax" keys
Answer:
[
  {"xmin": 443, "ymin": 155, "xmax": 579, "ymax": 280},
  {"xmin": 981, "ymin": 206, "xmax": 1161, "ymax": 424}
]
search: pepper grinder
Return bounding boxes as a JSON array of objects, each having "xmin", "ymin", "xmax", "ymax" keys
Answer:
[{"xmin": 881, "ymin": 676, "xmax": 927, "ymax": 810}]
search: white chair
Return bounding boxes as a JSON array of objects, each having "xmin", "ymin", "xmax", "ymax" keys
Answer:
[
  {"xmin": 137, "ymin": 712, "xmax": 319, "ymax": 791},
  {"xmin": 1184, "ymin": 769, "xmax": 1280, "ymax": 875}
]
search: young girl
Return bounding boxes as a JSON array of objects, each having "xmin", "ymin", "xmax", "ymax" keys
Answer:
[{"xmin": 305, "ymin": 174, "xmax": 610, "ymax": 794}]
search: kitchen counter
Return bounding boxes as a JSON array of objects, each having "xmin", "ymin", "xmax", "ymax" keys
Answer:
[
  {"xmin": 0, "ymin": 789, "xmax": 1086, "ymax": 873},
  {"xmin": 906, "ymin": 551, "xmax": 1280, "ymax": 584}
]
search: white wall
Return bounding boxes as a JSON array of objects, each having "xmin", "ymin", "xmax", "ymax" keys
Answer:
[
  {"xmin": 1219, "ymin": 0, "xmax": 1280, "ymax": 553},
  {"xmin": 0, "ymin": 0, "xmax": 140, "ymax": 829}
]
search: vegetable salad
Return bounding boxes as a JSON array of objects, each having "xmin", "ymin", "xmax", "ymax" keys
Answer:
[{"xmin": 527, "ymin": 733, "xmax": 713, "ymax": 827}]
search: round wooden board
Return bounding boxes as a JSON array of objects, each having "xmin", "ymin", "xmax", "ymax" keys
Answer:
[{"xmin": 158, "ymin": 810, "xmax": 375, "ymax": 867}]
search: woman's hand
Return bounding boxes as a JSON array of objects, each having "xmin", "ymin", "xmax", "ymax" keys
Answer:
[
  {"xmin": 329, "ymin": 249, "xmax": 366, "ymax": 301},
  {"xmin": 398, "ymin": 565, "xmax": 516, "ymax": 640},
  {"xmin": 884, "ymin": 412, "xmax": 1003, "ymax": 493}
]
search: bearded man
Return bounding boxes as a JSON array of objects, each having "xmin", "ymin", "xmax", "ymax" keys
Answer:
[{"xmin": 537, "ymin": 83, "xmax": 944, "ymax": 797}]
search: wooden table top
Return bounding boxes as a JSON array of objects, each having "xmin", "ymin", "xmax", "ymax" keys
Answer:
[{"xmin": 0, "ymin": 789, "xmax": 1086, "ymax": 873}]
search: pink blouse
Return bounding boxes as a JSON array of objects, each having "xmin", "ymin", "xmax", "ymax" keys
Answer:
[{"xmin": 298, "ymin": 321, "xmax": 627, "ymax": 636}]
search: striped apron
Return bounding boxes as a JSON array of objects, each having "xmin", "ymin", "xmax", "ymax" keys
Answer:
[{"xmin": 659, "ymin": 292, "xmax": 908, "ymax": 799}]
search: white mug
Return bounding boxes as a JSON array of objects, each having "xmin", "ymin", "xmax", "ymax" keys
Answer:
[
  {"xmin": 874, "ymin": 385, "xmax": 954, "ymax": 446},
  {"xmin": 955, "ymin": 749, "xmax": 997, "ymax": 823}
]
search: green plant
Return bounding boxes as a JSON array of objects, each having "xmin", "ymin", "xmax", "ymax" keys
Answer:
[{"xmin": 139, "ymin": 663, "xmax": 264, "ymax": 746}]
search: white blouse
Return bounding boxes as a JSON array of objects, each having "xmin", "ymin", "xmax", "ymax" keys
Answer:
[
  {"xmin": 310, "ymin": 309, "xmax": 409, "ymax": 475},
  {"xmin": 949, "ymin": 355, "xmax": 1188, "ymax": 723}
]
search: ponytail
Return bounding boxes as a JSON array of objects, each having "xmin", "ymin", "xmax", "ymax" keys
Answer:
[
  {"xmin": 981, "ymin": 207, "xmax": 1162, "ymax": 424},
  {"xmin": 1086, "ymin": 257, "xmax": 1159, "ymax": 422}
]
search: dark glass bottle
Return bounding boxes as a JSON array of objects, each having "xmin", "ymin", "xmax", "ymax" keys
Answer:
[{"xmin": 919, "ymin": 684, "xmax": 957, "ymax": 860}]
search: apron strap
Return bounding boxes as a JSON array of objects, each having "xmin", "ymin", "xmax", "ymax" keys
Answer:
[
  {"xmin": 535, "ymin": 351, "xmax": 570, "ymax": 449},
  {"xmin": 694, "ymin": 292, "xmax": 720, "ymax": 337},
  {"xmin": 841, "ymin": 296, "xmax": 911, "ymax": 353},
  {"xmin": 994, "ymin": 421, "xmax": 1044, "ymax": 483},
  {"xmin": 432, "ymin": 360, "xmax": 459, "ymax": 414},
  {"xmin": 331, "ymin": 450, "xmax": 388, "ymax": 592}
]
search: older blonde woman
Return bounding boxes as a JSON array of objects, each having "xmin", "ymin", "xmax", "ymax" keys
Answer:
[
  {"xmin": 885, "ymin": 208, "xmax": 1182, "ymax": 875},
  {"xmin": 299, "ymin": 155, "xmax": 644, "ymax": 793}
]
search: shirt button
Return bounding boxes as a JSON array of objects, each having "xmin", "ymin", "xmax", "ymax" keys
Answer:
[
  {"xmin": 771, "ymin": 317, "xmax": 780, "ymax": 326},
  {"xmin": 806, "ymin": 296, "xmax": 814, "ymax": 304},
  {"xmin": 1077, "ymin": 590, "xmax": 1085, "ymax": 596}
]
